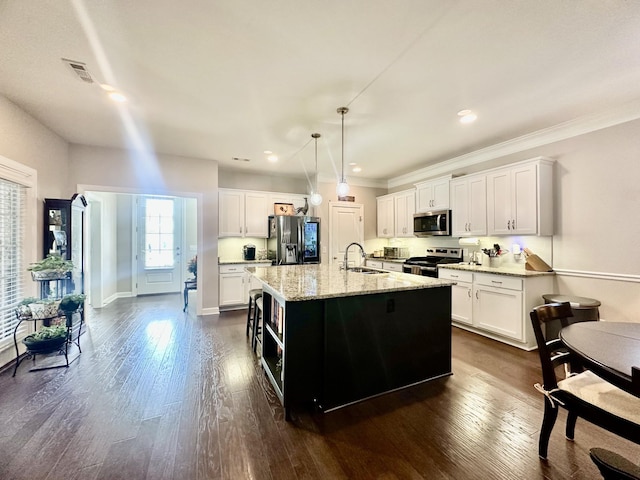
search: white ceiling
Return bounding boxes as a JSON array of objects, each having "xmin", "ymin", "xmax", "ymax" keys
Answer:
[{"xmin": 1, "ymin": 1, "xmax": 640, "ymax": 185}]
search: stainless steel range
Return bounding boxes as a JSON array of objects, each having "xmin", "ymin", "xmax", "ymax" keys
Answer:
[{"xmin": 403, "ymin": 247, "xmax": 463, "ymax": 277}]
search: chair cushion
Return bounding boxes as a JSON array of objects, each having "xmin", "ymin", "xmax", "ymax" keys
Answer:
[{"xmin": 558, "ymin": 370, "xmax": 640, "ymax": 425}]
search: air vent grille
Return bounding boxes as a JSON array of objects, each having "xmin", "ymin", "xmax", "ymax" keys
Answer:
[{"xmin": 61, "ymin": 58, "xmax": 94, "ymax": 83}]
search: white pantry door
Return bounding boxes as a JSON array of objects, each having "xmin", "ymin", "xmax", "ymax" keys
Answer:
[
  {"xmin": 329, "ymin": 202, "xmax": 364, "ymax": 268},
  {"xmin": 137, "ymin": 196, "xmax": 183, "ymax": 295}
]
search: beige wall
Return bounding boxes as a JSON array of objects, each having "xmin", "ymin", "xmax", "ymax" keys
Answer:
[
  {"xmin": 68, "ymin": 144, "xmax": 220, "ymax": 314},
  {"xmin": 0, "ymin": 95, "xmax": 70, "ymax": 262},
  {"xmin": 219, "ymin": 169, "xmax": 308, "ymax": 193}
]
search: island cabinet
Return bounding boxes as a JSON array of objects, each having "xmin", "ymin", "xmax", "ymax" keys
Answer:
[
  {"xmin": 260, "ymin": 286, "xmax": 452, "ymax": 417},
  {"xmin": 439, "ymin": 267, "xmax": 554, "ymax": 350},
  {"xmin": 251, "ymin": 264, "xmax": 454, "ymax": 419}
]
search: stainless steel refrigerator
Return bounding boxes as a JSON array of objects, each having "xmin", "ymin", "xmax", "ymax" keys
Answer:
[{"xmin": 267, "ymin": 215, "xmax": 320, "ymax": 265}]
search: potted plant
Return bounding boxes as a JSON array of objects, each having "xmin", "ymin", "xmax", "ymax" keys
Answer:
[
  {"xmin": 17, "ymin": 297, "xmax": 39, "ymax": 318},
  {"xmin": 188, "ymin": 255, "xmax": 197, "ymax": 279},
  {"xmin": 59, "ymin": 293, "xmax": 86, "ymax": 313},
  {"xmin": 27, "ymin": 253, "xmax": 74, "ymax": 280},
  {"xmin": 22, "ymin": 324, "xmax": 68, "ymax": 353},
  {"xmin": 28, "ymin": 299, "xmax": 61, "ymax": 321}
]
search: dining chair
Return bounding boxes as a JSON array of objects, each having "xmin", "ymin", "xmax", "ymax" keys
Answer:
[
  {"xmin": 530, "ymin": 302, "xmax": 640, "ymax": 459},
  {"xmin": 590, "ymin": 447, "xmax": 640, "ymax": 479}
]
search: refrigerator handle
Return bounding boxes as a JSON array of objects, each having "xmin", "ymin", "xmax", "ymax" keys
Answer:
[{"xmin": 298, "ymin": 219, "xmax": 303, "ymax": 263}]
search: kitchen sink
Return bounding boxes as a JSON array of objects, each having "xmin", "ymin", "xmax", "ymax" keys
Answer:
[{"xmin": 347, "ymin": 267, "xmax": 386, "ymax": 275}]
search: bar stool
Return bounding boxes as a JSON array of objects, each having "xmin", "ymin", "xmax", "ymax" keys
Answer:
[
  {"xmin": 246, "ymin": 288, "xmax": 262, "ymax": 338},
  {"xmin": 541, "ymin": 293, "xmax": 601, "ymax": 339},
  {"xmin": 252, "ymin": 296, "xmax": 263, "ymax": 354}
]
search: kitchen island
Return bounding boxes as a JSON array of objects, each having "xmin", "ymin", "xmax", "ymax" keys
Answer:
[{"xmin": 247, "ymin": 264, "xmax": 454, "ymax": 419}]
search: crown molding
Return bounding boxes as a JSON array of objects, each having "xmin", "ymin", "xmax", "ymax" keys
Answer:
[{"xmin": 388, "ymin": 99, "xmax": 640, "ymax": 189}]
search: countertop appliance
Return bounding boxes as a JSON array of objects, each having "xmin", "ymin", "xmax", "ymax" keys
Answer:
[
  {"xmin": 413, "ymin": 209, "xmax": 451, "ymax": 237},
  {"xmin": 403, "ymin": 247, "xmax": 462, "ymax": 277},
  {"xmin": 267, "ymin": 215, "xmax": 320, "ymax": 265},
  {"xmin": 383, "ymin": 246, "xmax": 410, "ymax": 259},
  {"xmin": 243, "ymin": 244, "xmax": 256, "ymax": 261}
]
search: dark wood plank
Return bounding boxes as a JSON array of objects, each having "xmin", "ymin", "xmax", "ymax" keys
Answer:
[{"xmin": 0, "ymin": 293, "xmax": 638, "ymax": 480}]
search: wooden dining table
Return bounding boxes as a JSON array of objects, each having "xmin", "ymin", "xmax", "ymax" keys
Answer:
[{"xmin": 560, "ymin": 321, "xmax": 640, "ymax": 397}]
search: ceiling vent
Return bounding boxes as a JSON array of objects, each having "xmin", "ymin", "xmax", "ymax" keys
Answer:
[
  {"xmin": 62, "ymin": 58, "xmax": 94, "ymax": 83},
  {"xmin": 232, "ymin": 157, "xmax": 251, "ymax": 162}
]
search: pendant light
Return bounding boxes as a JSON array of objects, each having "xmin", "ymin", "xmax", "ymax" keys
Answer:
[
  {"xmin": 309, "ymin": 133, "xmax": 323, "ymax": 206},
  {"xmin": 336, "ymin": 106, "xmax": 350, "ymax": 197}
]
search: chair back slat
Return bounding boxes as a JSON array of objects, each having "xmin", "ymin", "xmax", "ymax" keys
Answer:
[{"xmin": 530, "ymin": 302, "xmax": 574, "ymax": 390}]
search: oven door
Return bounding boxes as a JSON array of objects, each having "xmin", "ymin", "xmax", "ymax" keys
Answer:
[{"xmin": 403, "ymin": 264, "xmax": 438, "ymax": 277}]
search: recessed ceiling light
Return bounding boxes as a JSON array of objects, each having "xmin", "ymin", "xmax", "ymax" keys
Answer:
[
  {"xmin": 349, "ymin": 162, "xmax": 357, "ymax": 166},
  {"xmin": 352, "ymin": 166, "xmax": 362, "ymax": 173},
  {"xmin": 108, "ymin": 91, "xmax": 127, "ymax": 103},
  {"xmin": 263, "ymin": 150, "xmax": 272, "ymax": 155},
  {"xmin": 457, "ymin": 109, "xmax": 477, "ymax": 124},
  {"xmin": 100, "ymin": 84, "xmax": 116, "ymax": 92},
  {"xmin": 267, "ymin": 155, "xmax": 278, "ymax": 162}
]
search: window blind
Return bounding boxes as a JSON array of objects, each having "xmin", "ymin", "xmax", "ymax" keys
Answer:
[{"xmin": 0, "ymin": 178, "xmax": 26, "ymax": 346}]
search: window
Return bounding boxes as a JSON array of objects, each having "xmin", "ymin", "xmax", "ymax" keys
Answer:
[
  {"xmin": 0, "ymin": 178, "xmax": 26, "ymax": 345},
  {"xmin": 143, "ymin": 197, "xmax": 175, "ymax": 268}
]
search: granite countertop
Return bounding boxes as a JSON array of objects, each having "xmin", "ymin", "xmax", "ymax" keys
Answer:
[
  {"xmin": 246, "ymin": 264, "xmax": 454, "ymax": 302},
  {"xmin": 219, "ymin": 259, "xmax": 273, "ymax": 265},
  {"xmin": 438, "ymin": 263, "xmax": 555, "ymax": 277}
]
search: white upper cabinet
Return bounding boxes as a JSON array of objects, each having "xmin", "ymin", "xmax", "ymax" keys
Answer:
[
  {"xmin": 219, "ymin": 189, "xmax": 270, "ymax": 238},
  {"xmin": 394, "ymin": 190, "xmax": 415, "ymax": 237},
  {"xmin": 486, "ymin": 157, "xmax": 554, "ymax": 236},
  {"xmin": 450, "ymin": 174, "xmax": 487, "ymax": 237},
  {"xmin": 415, "ymin": 175, "xmax": 451, "ymax": 212},
  {"xmin": 376, "ymin": 194, "xmax": 394, "ymax": 238},
  {"xmin": 219, "ymin": 189, "xmax": 245, "ymax": 237},
  {"xmin": 244, "ymin": 191, "xmax": 270, "ymax": 237},
  {"xmin": 377, "ymin": 190, "xmax": 415, "ymax": 238}
]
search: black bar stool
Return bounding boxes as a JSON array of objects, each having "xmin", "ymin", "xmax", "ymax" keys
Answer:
[
  {"xmin": 246, "ymin": 288, "xmax": 262, "ymax": 338},
  {"xmin": 252, "ymin": 296, "xmax": 263, "ymax": 354}
]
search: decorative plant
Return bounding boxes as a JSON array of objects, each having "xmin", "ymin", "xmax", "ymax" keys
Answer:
[
  {"xmin": 27, "ymin": 253, "xmax": 74, "ymax": 273},
  {"xmin": 25, "ymin": 325, "xmax": 67, "ymax": 341},
  {"xmin": 17, "ymin": 297, "xmax": 39, "ymax": 318},
  {"xmin": 188, "ymin": 256, "xmax": 197, "ymax": 277},
  {"xmin": 59, "ymin": 293, "xmax": 86, "ymax": 312}
]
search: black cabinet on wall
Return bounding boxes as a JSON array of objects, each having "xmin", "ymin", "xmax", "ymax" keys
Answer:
[{"xmin": 43, "ymin": 194, "xmax": 87, "ymax": 294}]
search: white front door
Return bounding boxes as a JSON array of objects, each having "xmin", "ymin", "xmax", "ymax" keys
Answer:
[
  {"xmin": 137, "ymin": 196, "xmax": 183, "ymax": 295},
  {"xmin": 329, "ymin": 202, "xmax": 364, "ymax": 268}
]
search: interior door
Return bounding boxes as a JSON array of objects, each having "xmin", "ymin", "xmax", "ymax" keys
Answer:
[
  {"xmin": 329, "ymin": 202, "xmax": 364, "ymax": 268},
  {"xmin": 137, "ymin": 196, "xmax": 183, "ymax": 295}
]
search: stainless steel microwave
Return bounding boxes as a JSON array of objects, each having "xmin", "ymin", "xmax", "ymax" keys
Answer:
[{"xmin": 413, "ymin": 210, "xmax": 451, "ymax": 237}]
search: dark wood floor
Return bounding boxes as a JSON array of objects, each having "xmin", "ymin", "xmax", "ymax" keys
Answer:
[{"xmin": 1, "ymin": 294, "xmax": 638, "ymax": 479}]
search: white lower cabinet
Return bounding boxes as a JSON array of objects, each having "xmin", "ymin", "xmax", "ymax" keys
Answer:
[
  {"xmin": 440, "ymin": 270, "xmax": 473, "ymax": 325},
  {"xmin": 219, "ymin": 263, "xmax": 271, "ymax": 308},
  {"xmin": 364, "ymin": 259, "xmax": 404, "ymax": 272},
  {"xmin": 473, "ymin": 274, "xmax": 523, "ymax": 341},
  {"xmin": 439, "ymin": 268, "xmax": 554, "ymax": 350},
  {"xmin": 382, "ymin": 261, "xmax": 403, "ymax": 272}
]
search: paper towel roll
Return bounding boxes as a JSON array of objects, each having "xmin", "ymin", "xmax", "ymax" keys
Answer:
[{"xmin": 458, "ymin": 237, "xmax": 480, "ymax": 246}]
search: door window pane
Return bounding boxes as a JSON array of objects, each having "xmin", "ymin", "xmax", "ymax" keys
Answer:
[{"xmin": 144, "ymin": 198, "xmax": 175, "ymax": 268}]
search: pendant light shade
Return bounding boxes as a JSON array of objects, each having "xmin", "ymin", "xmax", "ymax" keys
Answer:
[
  {"xmin": 336, "ymin": 106, "xmax": 350, "ymax": 197},
  {"xmin": 309, "ymin": 133, "xmax": 323, "ymax": 206}
]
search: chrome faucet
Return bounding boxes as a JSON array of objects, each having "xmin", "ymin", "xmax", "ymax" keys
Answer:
[{"xmin": 343, "ymin": 242, "xmax": 366, "ymax": 270}]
